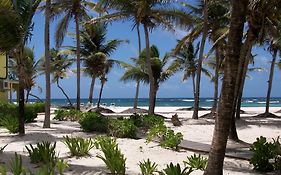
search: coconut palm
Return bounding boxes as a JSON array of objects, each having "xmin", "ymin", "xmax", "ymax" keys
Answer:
[
  {"xmin": 8, "ymin": 0, "xmax": 42, "ymax": 135},
  {"xmin": 50, "ymin": 0, "xmax": 98, "ymax": 110},
  {"xmin": 80, "ymin": 23, "xmax": 124, "ymax": 104},
  {"xmin": 171, "ymin": 42, "xmax": 211, "ymax": 100},
  {"xmin": 91, "ymin": 0, "xmax": 192, "ymax": 114},
  {"xmin": 121, "ymin": 45, "xmax": 178, "ymax": 105},
  {"xmin": 203, "ymin": 0, "xmax": 248, "ymax": 174}
]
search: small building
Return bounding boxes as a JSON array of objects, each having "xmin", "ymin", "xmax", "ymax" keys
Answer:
[{"xmin": 0, "ymin": 54, "xmax": 19, "ymax": 103}]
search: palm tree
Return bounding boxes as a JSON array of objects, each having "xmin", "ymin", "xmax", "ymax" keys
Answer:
[
  {"xmin": 44, "ymin": 0, "xmax": 51, "ymax": 128},
  {"xmin": 0, "ymin": 0, "xmax": 22, "ymax": 52},
  {"xmin": 91, "ymin": 0, "xmax": 192, "ymax": 114},
  {"xmin": 50, "ymin": 0, "xmax": 97, "ymax": 110},
  {"xmin": 171, "ymin": 42, "xmax": 211, "ymax": 100},
  {"xmin": 8, "ymin": 0, "xmax": 42, "ymax": 135},
  {"xmin": 80, "ymin": 23, "xmax": 124, "ymax": 104},
  {"xmin": 203, "ymin": 0, "xmax": 248, "ymax": 174},
  {"xmin": 121, "ymin": 45, "xmax": 178, "ymax": 106}
]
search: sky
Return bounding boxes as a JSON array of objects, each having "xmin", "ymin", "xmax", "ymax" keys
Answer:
[{"xmin": 26, "ymin": 10, "xmax": 281, "ymax": 99}]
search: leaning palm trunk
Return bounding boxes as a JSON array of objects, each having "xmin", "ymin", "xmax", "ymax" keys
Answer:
[
  {"xmin": 204, "ymin": 0, "xmax": 248, "ymax": 174},
  {"xmin": 88, "ymin": 76, "xmax": 96, "ymax": 103},
  {"xmin": 143, "ymin": 24, "xmax": 156, "ymax": 115},
  {"xmin": 211, "ymin": 48, "xmax": 220, "ymax": 114},
  {"xmin": 97, "ymin": 82, "xmax": 105, "ymax": 108},
  {"xmin": 44, "ymin": 0, "xmax": 51, "ymax": 128},
  {"xmin": 29, "ymin": 93, "xmax": 43, "ymax": 103},
  {"xmin": 265, "ymin": 50, "xmax": 277, "ymax": 113},
  {"xmin": 57, "ymin": 79, "xmax": 72, "ymax": 107},
  {"xmin": 75, "ymin": 15, "xmax": 81, "ymax": 110},
  {"xmin": 193, "ymin": 0, "xmax": 209, "ymax": 119},
  {"xmin": 25, "ymin": 90, "xmax": 30, "ymax": 103}
]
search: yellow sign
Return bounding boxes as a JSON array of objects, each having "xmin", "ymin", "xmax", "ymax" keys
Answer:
[{"xmin": 0, "ymin": 54, "xmax": 7, "ymax": 79}]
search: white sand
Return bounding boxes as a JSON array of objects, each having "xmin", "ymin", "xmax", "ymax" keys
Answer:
[{"xmin": 0, "ymin": 106, "xmax": 281, "ymax": 174}]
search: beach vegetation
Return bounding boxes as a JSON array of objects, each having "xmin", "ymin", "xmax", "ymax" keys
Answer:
[
  {"xmin": 108, "ymin": 118, "xmax": 137, "ymax": 139},
  {"xmin": 62, "ymin": 136, "xmax": 95, "ymax": 157},
  {"xmin": 146, "ymin": 123, "xmax": 183, "ymax": 151},
  {"xmin": 79, "ymin": 112, "xmax": 108, "ymax": 133},
  {"xmin": 184, "ymin": 154, "xmax": 208, "ymax": 170},
  {"xmin": 0, "ymin": 115, "xmax": 19, "ymax": 133},
  {"xmin": 54, "ymin": 109, "xmax": 82, "ymax": 121},
  {"xmin": 159, "ymin": 163, "xmax": 193, "ymax": 175},
  {"xmin": 139, "ymin": 159, "xmax": 158, "ymax": 175},
  {"xmin": 9, "ymin": 153, "xmax": 26, "ymax": 175},
  {"xmin": 25, "ymin": 141, "xmax": 57, "ymax": 166},
  {"xmin": 56, "ymin": 159, "xmax": 69, "ymax": 175},
  {"xmin": 94, "ymin": 136, "xmax": 126, "ymax": 175},
  {"xmin": 0, "ymin": 144, "xmax": 8, "ymax": 153}
]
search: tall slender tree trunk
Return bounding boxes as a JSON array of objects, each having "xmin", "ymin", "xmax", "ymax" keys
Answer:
[
  {"xmin": 25, "ymin": 90, "xmax": 30, "ymax": 103},
  {"xmin": 133, "ymin": 24, "xmax": 142, "ymax": 109},
  {"xmin": 265, "ymin": 50, "xmax": 277, "ymax": 113},
  {"xmin": 204, "ymin": 0, "xmax": 248, "ymax": 174},
  {"xmin": 88, "ymin": 76, "xmax": 96, "ymax": 104},
  {"xmin": 75, "ymin": 14, "xmax": 81, "ymax": 110},
  {"xmin": 97, "ymin": 82, "xmax": 105, "ymax": 108},
  {"xmin": 193, "ymin": 0, "xmax": 209, "ymax": 119},
  {"xmin": 44, "ymin": 0, "xmax": 51, "ymax": 128},
  {"xmin": 29, "ymin": 93, "xmax": 43, "ymax": 103},
  {"xmin": 17, "ymin": 48, "xmax": 25, "ymax": 136},
  {"xmin": 211, "ymin": 48, "xmax": 220, "ymax": 113},
  {"xmin": 192, "ymin": 73, "xmax": 196, "ymax": 98},
  {"xmin": 143, "ymin": 24, "xmax": 155, "ymax": 115},
  {"xmin": 57, "ymin": 79, "xmax": 72, "ymax": 107}
]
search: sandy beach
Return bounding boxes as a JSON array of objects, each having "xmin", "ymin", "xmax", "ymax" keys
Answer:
[{"xmin": 0, "ymin": 106, "xmax": 281, "ymax": 174}]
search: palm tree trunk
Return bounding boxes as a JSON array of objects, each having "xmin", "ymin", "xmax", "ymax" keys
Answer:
[
  {"xmin": 88, "ymin": 76, "xmax": 96, "ymax": 104},
  {"xmin": 143, "ymin": 23, "xmax": 155, "ymax": 115},
  {"xmin": 25, "ymin": 90, "xmax": 30, "ymax": 103},
  {"xmin": 211, "ymin": 48, "xmax": 220, "ymax": 113},
  {"xmin": 97, "ymin": 82, "xmax": 105, "ymax": 108},
  {"xmin": 43, "ymin": 0, "xmax": 51, "ymax": 128},
  {"xmin": 134, "ymin": 24, "xmax": 142, "ymax": 109},
  {"xmin": 192, "ymin": 73, "xmax": 196, "ymax": 98},
  {"xmin": 16, "ymin": 48, "xmax": 25, "ymax": 136},
  {"xmin": 193, "ymin": 0, "xmax": 209, "ymax": 119},
  {"xmin": 57, "ymin": 79, "xmax": 72, "ymax": 107},
  {"xmin": 29, "ymin": 93, "xmax": 43, "ymax": 103},
  {"xmin": 75, "ymin": 14, "xmax": 81, "ymax": 110},
  {"xmin": 204, "ymin": 0, "xmax": 248, "ymax": 174},
  {"xmin": 265, "ymin": 49, "xmax": 277, "ymax": 113}
]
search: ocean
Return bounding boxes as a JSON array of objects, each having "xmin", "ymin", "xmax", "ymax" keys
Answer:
[{"xmin": 27, "ymin": 97, "xmax": 281, "ymax": 107}]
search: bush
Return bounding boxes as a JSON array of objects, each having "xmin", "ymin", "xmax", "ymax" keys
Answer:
[
  {"xmin": 108, "ymin": 119, "xmax": 137, "ymax": 138},
  {"xmin": 9, "ymin": 153, "xmax": 26, "ymax": 175},
  {"xmin": 25, "ymin": 141, "xmax": 57, "ymax": 166},
  {"xmin": 184, "ymin": 154, "xmax": 208, "ymax": 170},
  {"xmin": 62, "ymin": 135, "xmax": 95, "ymax": 157},
  {"xmin": 54, "ymin": 109, "xmax": 82, "ymax": 122},
  {"xmin": 79, "ymin": 112, "xmax": 108, "ymax": 132},
  {"xmin": 130, "ymin": 114, "xmax": 164, "ymax": 129},
  {"xmin": 0, "ymin": 116, "xmax": 19, "ymax": 133},
  {"xmin": 139, "ymin": 159, "xmax": 158, "ymax": 175},
  {"xmin": 250, "ymin": 136, "xmax": 276, "ymax": 172},
  {"xmin": 94, "ymin": 136, "xmax": 126, "ymax": 175},
  {"xmin": 160, "ymin": 163, "xmax": 193, "ymax": 175},
  {"xmin": 146, "ymin": 124, "xmax": 183, "ymax": 151}
]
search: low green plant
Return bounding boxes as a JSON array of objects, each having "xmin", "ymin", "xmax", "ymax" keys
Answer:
[
  {"xmin": 108, "ymin": 119, "xmax": 137, "ymax": 138},
  {"xmin": 25, "ymin": 141, "xmax": 57, "ymax": 166},
  {"xmin": 79, "ymin": 112, "xmax": 108, "ymax": 132},
  {"xmin": 53, "ymin": 110, "xmax": 67, "ymax": 121},
  {"xmin": 146, "ymin": 124, "xmax": 183, "ymax": 151},
  {"xmin": 62, "ymin": 136, "xmax": 95, "ymax": 157},
  {"xmin": 0, "ymin": 144, "xmax": 8, "ymax": 153},
  {"xmin": 0, "ymin": 165, "xmax": 6, "ymax": 175},
  {"xmin": 184, "ymin": 154, "xmax": 208, "ymax": 170},
  {"xmin": 159, "ymin": 163, "xmax": 193, "ymax": 175},
  {"xmin": 56, "ymin": 159, "xmax": 69, "ymax": 175},
  {"xmin": 142, "ymin": 115, "xmax": 165, "ymax": 129},
  {"xmin": 9, "ymin": 153, "xmax": 26, "ymax": 175},
  {"xmin": 0, "ymin": 116, "xmax": 19, "ymax": 133},
  {"xmin": 54, "ymin": 109, "xmax": 82, "ymax": 121},
  {"xmin": 94, "ymin": 136, "xmax": 126, "ymax": 174},
  {"xmin": 250, "ymin": 136, "xmax": 276, "ymax": 172},
  {"xmin": 139, "ymin": 159, "xmax": 158, "ymax": 175}
]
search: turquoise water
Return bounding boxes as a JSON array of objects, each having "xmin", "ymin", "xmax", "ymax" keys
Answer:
[{"xmin": 27, "ymin": 97, "xmax": 281, "ymax": 107}]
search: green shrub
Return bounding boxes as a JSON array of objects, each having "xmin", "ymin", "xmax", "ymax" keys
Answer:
[
  {"xmin": 139, "ymin": 159, "xmax": 158, "ymax": 175},
  {"xmin": 0, "ymin": 165, "xmax": 6, "ymax": 175},
  {"xmin": 0, "ymin": 116, "xmax": 19, "ymax": 133},
  {"xmin": 146, "ymin": 124, "xmax": 183, "ymax": 151},
  {"xmin": 159, "ymin": 163, "xmax": 193, "ymax": 175},
  {"xmin": 62, "ymin": 135, "xmax": 95, "ymax": 157},
  {"xmin": 142, "ymin": 115, "xmax": 164, "ymax": 129},
  {"xmin": 184, "ymin": 154, "xmax": 208, "ymax": 170},
  {"xmin": 54, "ymin": 109, "xmax": 82, "ymax": 122},
  {"xmin": 56, "ymin": 159, "xmax": 69, "ymax": 175},
  {"xmin": 9, "ymin": 153, "xmax": 26, "ymax": 175},
  {"xmin": 53, "ymin": 110, "xmax": 67, "ymax": 121},
  {"xmin": 250, "ymin": 136, "xmax": 276, "ymax": 172},
  {"xmin": 108, "ymin": 119, "xmax": 137, "ymax": 139},
  {"xmin": 79, "ymin": 112, "xmax": 108, "ymax": 132},
  {"xmin": 94, "ymin": 136, "xmax": 126, "ymax": 174},
  {"xmin": 25, "ymin": 141, "xmax": 57, "ymax": 166}
]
